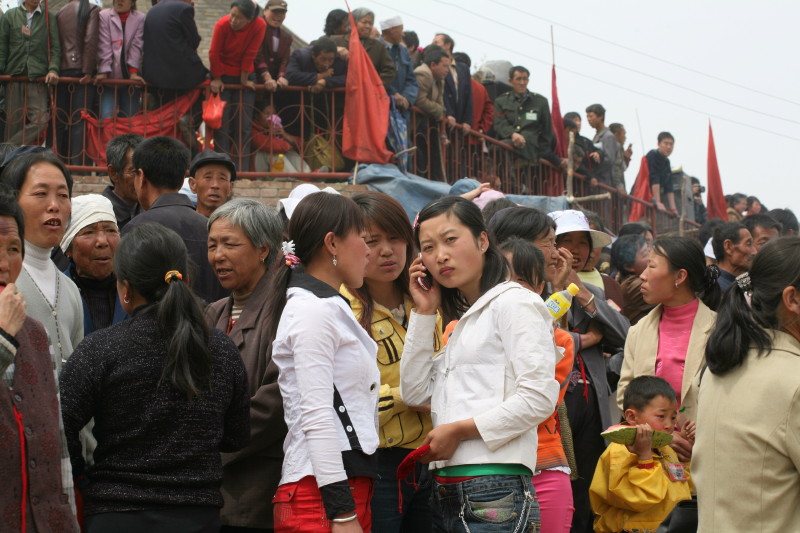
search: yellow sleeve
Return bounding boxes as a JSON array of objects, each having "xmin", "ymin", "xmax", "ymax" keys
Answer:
[
  {"xmin": 606, "ymin": 445, "xmax": 670, "ymax": 512},
  {"xmin": 378, "ymin": 383, "xmax": 407, "ymax": 428}
]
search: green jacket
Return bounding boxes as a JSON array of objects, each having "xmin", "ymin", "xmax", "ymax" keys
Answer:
[
  {"xmin": 494, "ymin": 90, "xmax": 553, "ymax": 163},
  {"xmin": 0, "ymin": 6, "xmax": 60, "ymax": 79}
]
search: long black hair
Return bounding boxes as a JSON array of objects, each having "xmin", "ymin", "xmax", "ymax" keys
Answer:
[
  {"xmin": 499, "ymin": 237, "xmax": 545, "ymax": 289},
  {"xmin": 115, "ymin": 223, "xmax": 211, "ymax": 400},
  {"xmin": 263, "ymin": 192, "xmax": 366, "ymax": 346},
  {"xmin": 706, "ymin": 236, "xmax": 800, "ymax": 375},
  {"xmin": 652, "ymin": 236, "xmax": 721, "ymax": 311},
  {"xmin": 351, "ymin": 191, "xmax": 413, "ymax": 333},
  {"xmin": 414, "ymin": 196, "xmax": 508, "ymax": 322},
  {"xmin": 486, "ymin": 205, "xmax": 555, "ymax": 244}
]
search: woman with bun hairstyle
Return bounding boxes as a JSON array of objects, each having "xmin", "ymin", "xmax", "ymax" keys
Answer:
[
  {"xmin": 693, "ymin": 237, "xmax": 800, "ymax": 531},
  {"xmin": 342, "ymin": 191, "xmax": 441, "ymax": 532},
  {"xmin": 267, "ymin": 192, "xmax": 378, "ymax": 533},
  {"xmin": 401, "ymin": 196, "xmax": 559, "ymax": 532},
  {"xmin": 616, "ymin": 236, "xmax": 720, "ymax": 463}
]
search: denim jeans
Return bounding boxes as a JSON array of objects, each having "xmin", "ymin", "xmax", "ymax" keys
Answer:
[
  {"xmin": 371, "ymin": 447, "xmax": 432, "ymax": 533},
  {"xmin": 431, "ymin": 474, "xmax": 540, "ymax": 533}
]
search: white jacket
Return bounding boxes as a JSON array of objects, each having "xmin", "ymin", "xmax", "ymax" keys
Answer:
[{"xmin": 400, "ymin": 281, "xmax": 559, "ymax": 472}]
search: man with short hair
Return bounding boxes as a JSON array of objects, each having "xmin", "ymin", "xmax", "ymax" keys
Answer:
[
  {"xmin": 584, "ymin": 104, "xmax": 618, "ymax": 188},
  {"xmin": 125, "ymin": 136, "xmax": 227, "ymax": 303},
  {"xmin": 712, "ymin": 222, "xmax": 756, "ymax": 292},
  {"xmin": 767, "ymin": 208, "xmax": 798, "ymax": 236},
  {"xmin": 104, "ymin": 134, "xmax": 144, "ymax": 230},
  {"xmin": 0, "ymin": 0, "xmax": 60, "ymax": 144},
  {"xmin": 285, "ymin": 37, "xmax": 347, "ymax": 91},
  {"xmin": 432, "ymin": 33, "xmax": 472, "ymax": 129},
  {"xmin": 743, "ymin": 213, "xmax": 782, "ymax": 252},
  {"xmin": 255, "ymin": 0, "xmax": 292, "ymax": 91},
  {"xmin": 564, "ymin": 111, "xmax": 602, "ymax": 179},
  {"xmin": 645, "ymin": 131, "xmax": 678, "ymax": 213},
  {"xmin": 414, "ymin": 45, "xmax": 450, "ymax": 180},
  {"xmin": 608, "ymin": 122, "xmax": 631, "ymax": 192},
  {"xmin": 188, "ymin": 150, "xmax": 236, "ymax": 218},
  {"xmin": 494, "ymin": 65, "xmax": 553, "ymax": 164},
  {"xmin": 380, "ymin": 15, "xmax": 418, "ymax": 113}
]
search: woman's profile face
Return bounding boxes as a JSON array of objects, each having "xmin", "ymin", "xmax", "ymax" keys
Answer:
[
  {"xmin": 335, "ymin": 228, "xmax": 370, "ymax": 290},
  {"xmin": 17, "ymin": 162, "xmax": 71, "ymax": 249},
  {"xmin": 418, "ymin": 212, "xmax": 487, "ymax": 301},
  {"xmin": 639, "ymin": 250, "xmax": 678, "ymax": 305}
]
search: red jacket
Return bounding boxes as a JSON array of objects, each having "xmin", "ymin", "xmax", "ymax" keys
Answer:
[
  {"xmin": 209, "ymin": 15, "xmax": 266, "ymax": 78},
  {"xmin": 470, "ymin": 79, "xmax": 494, "ymax": 144}
]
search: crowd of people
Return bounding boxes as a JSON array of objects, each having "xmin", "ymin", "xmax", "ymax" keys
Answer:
[{"xmin": 0, "ymin": 127, "xmax": 798, "ymax": 533}]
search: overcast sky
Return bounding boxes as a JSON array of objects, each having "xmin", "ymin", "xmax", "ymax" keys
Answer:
[{"xmin": 286, "ymin": 0, "xmax": 798, "ymax": 214}]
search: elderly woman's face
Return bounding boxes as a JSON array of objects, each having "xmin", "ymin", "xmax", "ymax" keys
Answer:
[
  {"xmin": 17, "ymin": 162, "xmax": 71, "ymax": 249},
  {"xmin": 68, "ymin": 221, "xmax": 120, "ymax": 280},
  {"xmin": 356, "ymin": 14, "xmax": 373, "ymax": 39},
  {"xmin": 208, "ymin": 218, "xmax": 268, "ymax": 296},
  {"xmin": 0, "ymin": 216, "xmax": 23, "ymax": 290}
]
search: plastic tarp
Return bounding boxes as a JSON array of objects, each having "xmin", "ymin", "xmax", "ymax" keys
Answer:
[{"xmin": 351, "ymin": 163, "xmax": 569, "ymax": 222}]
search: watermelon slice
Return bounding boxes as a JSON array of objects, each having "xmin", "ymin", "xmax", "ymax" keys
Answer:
[{"xmin": 601, "ymin": 424, "xmax": 674, "ymax": 447}]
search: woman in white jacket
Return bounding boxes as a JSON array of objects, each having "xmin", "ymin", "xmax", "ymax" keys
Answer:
[{"xmin": 401, "ymin": 196, "xmax": 560, "ymax": 532}]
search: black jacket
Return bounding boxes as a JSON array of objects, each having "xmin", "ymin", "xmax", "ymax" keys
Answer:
[
  {"xmin": 285, "ymin": 45, "xmax": 347, "ymax": 88},
  {"xmin": 444, "ymin": 61, "xmax": 473, "ymax": 126},
  {"xmin": 142, "ymin": 0, "xmax": 208, "ymax": 90}
]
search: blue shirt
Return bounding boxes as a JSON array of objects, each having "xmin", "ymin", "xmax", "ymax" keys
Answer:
[{"xmin": 381, "ymin": 39, "xmax": 418, "ymax": 105}]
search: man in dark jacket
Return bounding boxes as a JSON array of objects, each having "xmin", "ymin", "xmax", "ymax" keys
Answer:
[
  {"xmin": 124, "ymin": 136, "xmax": 227, "ymax": 304},
  {"xmin": 0, "ymin": 0, "xmax": 60, "ymax": 145},
  {"xmin": 494, "ymin": 65, "xmax": 553, "ymax": 164},
  {"xmin": 432, "ymin": 33, "xmax": 473, "ymax": 129}
]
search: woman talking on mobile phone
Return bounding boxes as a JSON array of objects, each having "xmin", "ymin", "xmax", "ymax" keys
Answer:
[{"xmin": 401, "ymin": 196, "xmax": 559, "ymax": 532}]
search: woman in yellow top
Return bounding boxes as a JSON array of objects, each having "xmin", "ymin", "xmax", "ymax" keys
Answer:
[{"xmin": 341, "ymin": 191, "xmax": 442, "ymax": 533}]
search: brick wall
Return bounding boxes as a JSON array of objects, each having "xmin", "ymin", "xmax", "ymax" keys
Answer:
[{"xmin": 73, "ymin": 173, "xmax": 368, "ymax": 205}]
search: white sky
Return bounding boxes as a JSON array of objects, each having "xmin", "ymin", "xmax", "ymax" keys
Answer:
[{"xmin": 286, "ymin": 0, "xmax": 799, "ymax": 214}]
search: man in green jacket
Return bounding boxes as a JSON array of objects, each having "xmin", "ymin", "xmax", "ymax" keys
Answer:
[
  {"xmin": 0, "ymin": 0, "xmax": 60, "ymax": 145},
  {"xmin": 494, "ymin": 65, "xmax": 553, "ymax": 165}
]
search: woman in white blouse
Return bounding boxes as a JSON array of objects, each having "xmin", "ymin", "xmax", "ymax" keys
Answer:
[
  {"xmin": 266, "ymin": 191, "xmax": 378, "ymax": 533},
  {"xmin": 401, "ymin": 196, "xmax": 560, "ymax": 532}
]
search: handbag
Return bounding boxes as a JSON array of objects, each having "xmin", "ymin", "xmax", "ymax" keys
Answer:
[
  {"xmin": 202, "ymin": 93, "xmax": 226, "ymax": 130},
  {"xmin": 656, "ymin": 498, "xmax": 698, "ymax": 533},
  {"xmin": 304, "ymin": 132, "xmax": 344, "ymax": 171}
]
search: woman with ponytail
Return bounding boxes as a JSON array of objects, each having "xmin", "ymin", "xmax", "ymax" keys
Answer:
[
  {"xmin": 401, "ymin": 196, "xmax": 560, "ymax": 532},
  {"xmin": 59, "ymin": 223, "xmax": 250, "ymax": 532},
  {"xmin": 267, "ymin": 192, "xmax": 378, "ymax": 533},
  {"xmin": 693, "ymin": 236, "xmax": 800, "ymax": 531},
  {"xmin": 616, "ymin": 236, "xmax": 720, "ymax": 462}
]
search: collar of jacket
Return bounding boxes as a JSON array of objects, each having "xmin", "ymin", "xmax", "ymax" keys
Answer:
[
  {"xmin": 289, "ymin": 272, "xmax": 350, "ymax": 306},
  {"xmin": 459, "ymin": 281, "xmax": 521, "ymax": 321}
]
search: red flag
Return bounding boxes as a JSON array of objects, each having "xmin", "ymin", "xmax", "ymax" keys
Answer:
[
  {"xmin": 342, "ymin": 12, "xmax": 392, "ymax": 164},
  {"xmin": 551, "ymin": 65, "xmax": 566, "ymax": 158},
  {"xmin": 706, "ymin": 122, "xmax": 727, "ymax": 220},
  {"xmin": 629, "ymin": 156, "xmax": 652, "ymax": 222}
]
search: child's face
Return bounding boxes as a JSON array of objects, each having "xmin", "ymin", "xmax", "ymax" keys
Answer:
[{"xmin": 626, "ymin": 395, "xmax": 678, "ymax": 434}]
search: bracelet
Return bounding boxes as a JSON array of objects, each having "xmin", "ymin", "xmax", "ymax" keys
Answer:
[
  {"xmin": 332, "ymin": 513, "xmax": 358, "ymax": 523},
  {"xmin": 582, "ymin": 293, "xmax": 595, "ymax": 309}
]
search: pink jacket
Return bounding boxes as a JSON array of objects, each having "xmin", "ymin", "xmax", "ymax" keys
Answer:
[{"xmin": 97, "ymin": 8, "xmax": 145, "ymax": 79}]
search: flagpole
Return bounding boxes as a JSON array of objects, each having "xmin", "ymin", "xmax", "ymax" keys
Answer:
[
  {"xmin": 550, "ymin": 26, "xmax": 555, "ymax": 66},
  {"xmin": 353, "ymin": 162, "xmax": 359, "ymax": 185},
  {"xmin": 635, "ymin": 108, "xmax": 645, "ymax": 150}
]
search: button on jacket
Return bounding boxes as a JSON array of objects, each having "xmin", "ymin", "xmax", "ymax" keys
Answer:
[{"xmin": 401, "ymin": 281, "xmax": 560, "ymax": 473}]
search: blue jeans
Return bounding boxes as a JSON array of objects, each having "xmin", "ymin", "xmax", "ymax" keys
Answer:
[
  {"xmin": 431, "ymin": 475, "xmax": 540, "ymax": 533},
  {"xmin": 371, "ymin": 447, "xmax": 432, "ymax": 533},
  {"xmin": 99, "ymin": 84, "xmax": 142, "ymax": 120}
]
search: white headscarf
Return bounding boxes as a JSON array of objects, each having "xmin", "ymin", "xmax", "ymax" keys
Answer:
[{"xmin": 61, "ymin": 194, "xmax": 117, "ymax": 251}]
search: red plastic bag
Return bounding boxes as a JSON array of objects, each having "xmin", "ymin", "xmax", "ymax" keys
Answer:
[{"xmin": 202, "ymin": 93, "xmax": 226, "ymax": 130}]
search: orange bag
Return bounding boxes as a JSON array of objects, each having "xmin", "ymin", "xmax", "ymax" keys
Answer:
[{"xmin": 202, "ymin": 93, "xmax": 226, "ymax": 130}]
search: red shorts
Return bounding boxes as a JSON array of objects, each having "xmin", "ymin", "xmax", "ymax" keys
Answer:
[{"xmin": 273, "ymin": 476, "xmax": 374, "ymax": 532}]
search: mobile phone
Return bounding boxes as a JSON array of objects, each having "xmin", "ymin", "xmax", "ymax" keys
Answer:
[{"xmin": 417, "ymin": 270, "xmax": 434, "ymax": 291}]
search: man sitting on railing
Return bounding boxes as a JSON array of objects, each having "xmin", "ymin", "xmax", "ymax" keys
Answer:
[
  {"xmin": 493, "ymin": 65, "xmax": 553, "ymax": 166},
  {"xmin": 0, "ymin": 0, "xmax": 60, "ymax": 145}
]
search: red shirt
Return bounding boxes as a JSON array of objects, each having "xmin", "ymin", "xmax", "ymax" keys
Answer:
[{"xmin": 209, "ymin": 15, "xmax": 266, "ymax": 78}]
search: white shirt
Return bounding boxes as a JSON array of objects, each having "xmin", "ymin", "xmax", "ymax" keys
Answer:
[
  {"xmin": 401, "ymin": 281, "xmax": 560, "ymax": 472},
  {"xmin": 272, "ymin": 276, "xmax": 379, "ymax": 488}
]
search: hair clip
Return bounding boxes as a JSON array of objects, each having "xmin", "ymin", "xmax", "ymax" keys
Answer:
[
  {"xmin": 705, "ymin": 264, "xmax": 720, "ymax": 283},
  {"xmin": 164, "ymin": 270, "xmax": 183, "ymax": 283},
  {"xmin": 412, "ymin": 212, "xmax": 420, "ymax": 230},
  {"xmin": 735, "ymin": 271, "xmax": 752, "ymax": 292},
  {"xmin": 281, "ymin": 240, "xmax": 295, "ymax": 256}
]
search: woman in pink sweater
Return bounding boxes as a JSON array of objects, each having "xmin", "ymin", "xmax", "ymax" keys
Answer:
[{"xmin": 209, "ymin": 0, "xmax": 266, "ymax": 172}]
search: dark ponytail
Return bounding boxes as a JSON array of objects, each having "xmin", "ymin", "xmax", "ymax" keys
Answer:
[
  {"xmin": 262, "ymin": 193, "xmax": 366, "ymax": 347},
  {"xmin": 414, "ymin": 196, "xmax": 509, "ymax": 322},
  {"xmin": 115, "ymin": 223, "xmax": 211, "ymax": 400},
  {"xmin": 652, "ymin": 236, "xmax": 721, "ymax": 311},
  {"xmin": 706, "ymin": 236, "xmax": 800, "ymax": 375}
]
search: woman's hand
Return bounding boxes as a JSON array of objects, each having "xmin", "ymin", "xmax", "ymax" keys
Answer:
[
  {"xmin": 420, "ymin": 419, "xmax": 479, "ymax": 463},
  {"xmin": 331, "ymin": 520, "xmax": 364, "ymax": 533},
  {"xmin": 552, "ymin": 247, "xmax": 573, "ymax": 291},
  {"xmin": 129, "ymin": 73, "xmax": 144, "ymax": 85},
  {"xmin": 277, "ymin": 76, "xmax": 289, "ymax": 88},
  {"xmin": 408, "ymin": 255, "xmax": 440, "ymax": 315},
  {"xmin": 0, "ymin": 283, "xmax": 27, "ymax": 337},
  {"xmin": 79, "ymin": 74, "xmax": 93, "ymax": 85},
  {"xmin": 210, "ymin": 78, "xmax": 224, "ymax": 94},
  {"xmin": 94, "ymin": 72, "xmax": 108, "ymax": 83},
  {"xmin": 670, "ymin": 431, "xmax": 693, "ymax": 463},
  {"xmin": 459, "ymin": 182, "xmax": 491, "ymax": 201}
]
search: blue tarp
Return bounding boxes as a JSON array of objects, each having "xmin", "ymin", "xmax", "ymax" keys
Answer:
[{"xmin": 351, "ymin": 163, "xmax": 569, "ymax": 222}]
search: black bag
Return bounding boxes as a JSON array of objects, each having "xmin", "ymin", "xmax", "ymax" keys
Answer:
[{"xmin": 656, "ymin": 498, "xmax": 698, "ymax": 533}]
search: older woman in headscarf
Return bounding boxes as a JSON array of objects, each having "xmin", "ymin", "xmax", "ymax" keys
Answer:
[
  {"xmin": 331, "ymin": 7, "xmax": 395, "ymax": 88},
  {"xmin": 61, "ymin": 194, "xmax": 127, "ymax": 335},
  {"xmin": 204, "ymin": 198, "xmax": 287, "ymax": 533}
]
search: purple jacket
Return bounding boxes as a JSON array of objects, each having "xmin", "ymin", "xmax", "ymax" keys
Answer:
[{"xmin": 97, "ymin": 8, "xmax": 144, "ymax": 79}]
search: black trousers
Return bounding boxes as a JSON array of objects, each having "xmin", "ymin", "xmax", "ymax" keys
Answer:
[{"xmin": 84, "ymin": 506, "xmax": 219, "ymax": 533}]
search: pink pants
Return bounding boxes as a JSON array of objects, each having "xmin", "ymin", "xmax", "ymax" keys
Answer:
[{"xmin": 532, "ymin": 469, "xmax": 574, "ymax": 533}]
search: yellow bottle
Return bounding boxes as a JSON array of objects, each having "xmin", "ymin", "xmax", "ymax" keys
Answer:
[
  {"xmin": 545, "ymin": 283, "xmax": 580, "ymax": 320},
  {"xmin": 271, "ymin": 154, "xmax": 285, "ymax": 172}
]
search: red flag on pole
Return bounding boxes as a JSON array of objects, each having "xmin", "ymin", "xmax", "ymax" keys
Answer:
[
  {"xmin": 342, "ymin": 11, "xmax": 392, "ymax": 164},
  {"xmin": 629, "ymin": 156, "xmax": 652, "ymax": 222},
  {"xmin": 551, "ymin": 65, "xmax": 566, "ymax": 158},
  {"xmin": 706, "ymin": 121, "xmax": 727, "ymax": 220}
]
